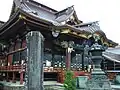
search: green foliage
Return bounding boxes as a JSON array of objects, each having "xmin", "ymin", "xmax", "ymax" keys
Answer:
[{"xmin": 63, "ymin": 70, "xmax": 76, "ymax": 90}]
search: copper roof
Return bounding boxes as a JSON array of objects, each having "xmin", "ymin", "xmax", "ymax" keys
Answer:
[
  {"xmin": 0, "ymin": 21, "xmax": 4, "ymax": 28},
  {"xmin": 11, "ymin": 0, "xmax": 104, "ymax": 34},
  {"xmin": 0, "ymin": 0, "xmax": 117, "ymax": 47},
  {"xmin": 103, "ymin": 47, "xmax": 120, "ymax": 63},
  {"xmin": 75, "ymin": 21, "xmax": 102, "ymax": 33}
]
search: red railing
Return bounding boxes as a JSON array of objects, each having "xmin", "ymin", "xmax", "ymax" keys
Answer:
[{"xmin": 0, "ymin": 65, "xmax": 25, "ymax": 72}]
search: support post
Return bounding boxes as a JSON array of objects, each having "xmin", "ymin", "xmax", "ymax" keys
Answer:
[
  {"xmin": 66, "ymin": 48, "xmax": 71, "ymax": 70},
  {"xmin": 81, "ymin": 52, "xmax": 84, "ymax": 71},
  {"xmin": 6, "ymin": 72, "xmax": 9, "ymax": 82},
  {"xmin": 51, "ymin": 53, "xmax": 54, "ymax": 67},
  {"xmin": 26, "ymin": 31, "xmax": 44, "ymax": 90},
  {"xmin": 114, "ymin": 61, "xmax": 115, "ymax": 70},
  {"xmin": 12, "ymin": 72, "xmax": 16, "ymax": 83},
  {"xmin": 20, "ymin": 71, "xmax": 23, "ymax": 84},
  {"xmin": 20, "ymin": 65, "xmax": 24, "ymax": 84}
]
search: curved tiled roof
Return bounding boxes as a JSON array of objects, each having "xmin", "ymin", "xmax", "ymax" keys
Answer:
[
  {"xmin": 103, "ymin": 47, "xmax": 120, "ymax": 63},
  {"xmin": 12, "ymin": 0, "xmax": 76, "ymax": 26},
  {"xmin": 0, "ymin": 21, "xmax": 4, "ymax": 28},
  {"xmin": 0, "ymin": 0, "xmax": 117, "ymax": 47},
  {"xmin": 75, "ymin": 21, "xmax": 102, "ymax": 33},
  {"xmin": 12, "ymin": 0, "xmax": 104, "ymax": 35},
  {"xmin": 55, "ymin": 6, "xmax": 75, "ymax": 22}
]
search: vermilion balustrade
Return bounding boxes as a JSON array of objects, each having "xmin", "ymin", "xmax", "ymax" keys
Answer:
[{"xmin": 0, "ymin": 65, "xmax": 25, "ymax": 71}]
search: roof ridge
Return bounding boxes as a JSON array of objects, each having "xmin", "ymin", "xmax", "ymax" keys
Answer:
[
  {"xmin": 55, "ymin": 5, "xmax": 74, "ymax": 15},
  {"xmin": 0, "ymin": 21, "xmax": 5, "ymax": 24},
  {"xmin": 28, "ymin": 0, "xmax": 58, "ymax": 13},
  {"xmin": 74, "ymin": 21, "xmax": 99, "ymax": 27}
]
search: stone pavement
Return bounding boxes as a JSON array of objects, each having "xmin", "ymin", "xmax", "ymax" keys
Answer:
[
  {"xmin": 0, "ymin": 81, "xmax": 64, "ymax": 90},
  {"xmin": 0, "ymin": 81, "xmax": 120, "ymax": 90},
  {"xmin": 111, "ymin": 85, "xmax": 120, "ymax": 90}
]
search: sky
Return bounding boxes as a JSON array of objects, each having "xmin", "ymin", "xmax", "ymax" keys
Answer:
[{"xmin": 0, "ymin": 0, "xmax": 120, "ymax": 44}]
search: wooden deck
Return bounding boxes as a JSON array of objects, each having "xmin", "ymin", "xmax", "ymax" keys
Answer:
[{"xmin": 0, "ymin": 66, "xmax": 65, "ymax": 84}]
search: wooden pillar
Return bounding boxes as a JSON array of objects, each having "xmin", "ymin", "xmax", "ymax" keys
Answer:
[
  {"xmin": 6, "ymin": 72, "xmax": 9, "ymax": 82},
  {"xmin": 51, "ymin": 53, "xmax": 54, "ymax": 67},
  {"xmin": 82, "ymin": 52, "xmax": 84, "ymax": 71},
  {"xmin": 26, "ymin": 31, "xmax": 44, "ymax": 90},
  {"xmin": 114, "ymin": 61, "xmax": 115, "ymax": 70},
  {"xmin": 20, "ymin": 65, "xmax": 24, "ymax": 84},
  {"xmin": 12, "ymin": 72, "xmax": 16, "ymax": 83},
  {"xmin": 20, "ymin": 71, "xmax": 23, "ymax": 84},
  {"xmin": 66, "ymin": 48, "xmax": 71, "ymax": 70}
]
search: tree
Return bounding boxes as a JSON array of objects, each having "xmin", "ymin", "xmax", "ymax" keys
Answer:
[{"xmin": 64, "ymin": 70, "xmax": 76, "ymax": 90}]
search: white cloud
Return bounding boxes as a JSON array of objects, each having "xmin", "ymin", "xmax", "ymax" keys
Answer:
[{"xmin": 0, "ymin": 0, "xmax": 120, "ymax": 44}]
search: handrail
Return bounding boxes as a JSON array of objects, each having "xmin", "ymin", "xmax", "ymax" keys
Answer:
[
  {"xmin": 0, "ymin": 66, "xmax": 64, "ymax": 72},
  {"xmin": 0, "ymin": 65, "xmax": 25, "ymax": 71},
  {"xmin": 44, "ymin": 67, "xmax": 64, "ymax": 72},
  {"xmin": 7, "ymin": 47, "xmax": 27, "ymax": 55}
]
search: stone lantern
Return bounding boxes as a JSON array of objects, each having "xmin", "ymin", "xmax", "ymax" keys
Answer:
[
  {"xmin": 90, "ymin": 43, "xmax": 105, "ymax": 72},
  {"xmin": 87, "ymin": 42, "xmax": 112, "ymax": 90}
]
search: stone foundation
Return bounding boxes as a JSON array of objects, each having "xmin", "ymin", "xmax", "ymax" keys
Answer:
[
  {"xmin": 0, "ymin": 81, "xmax": 63, "ymax": 90},
  {"xmin": 3, "ymin": 86, "xmax": 25, "ymax": 90}
]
